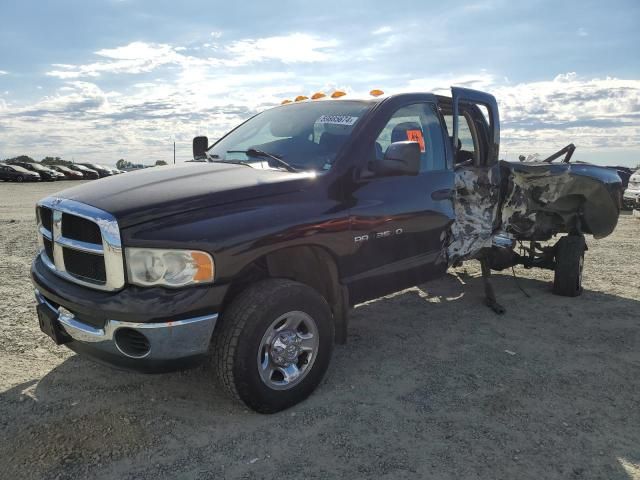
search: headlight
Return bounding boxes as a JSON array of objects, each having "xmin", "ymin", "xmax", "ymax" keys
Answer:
[{"xmin": 125, "ymin": 248, "xmax": 214, "ymax": 287}]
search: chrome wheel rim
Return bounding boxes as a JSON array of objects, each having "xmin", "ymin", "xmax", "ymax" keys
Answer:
[{"xmin": 257, "ymin": 311, "xmax": 319, "ymax": 390}]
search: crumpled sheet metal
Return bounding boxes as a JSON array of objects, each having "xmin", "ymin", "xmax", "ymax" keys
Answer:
[
  {"xmin": 447, "ymin": 166, "xmax": 501, "ymax": 264},
  {"xmin": 499, "ymin": 167, "xmax": 574, "ymax": 238},
  {"xmin": 446, "ymin": 161, "xmax": 621, "ymax": 264}
]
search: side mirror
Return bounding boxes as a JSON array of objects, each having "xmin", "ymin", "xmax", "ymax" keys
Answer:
[
  {"xmin": 374, "ymin": 141, "xmax": 421, "ymax": 176},
  {"xmin": 193, "ymin": 136, "xmax": 209, "ymax": 160}
]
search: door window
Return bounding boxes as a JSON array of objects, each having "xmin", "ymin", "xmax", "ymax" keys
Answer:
[
  {"xmin": 374, "ymin": 103, "xmax": 446, "ymax": 172},
  {"xmin": 443, "ymin": 113, "xmax": 478, "ymax": 165}
]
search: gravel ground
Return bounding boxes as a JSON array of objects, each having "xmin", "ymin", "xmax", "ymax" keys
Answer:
[{"xmin": 0, "ymin": 180, "xmax": 639, "ymax": 480}]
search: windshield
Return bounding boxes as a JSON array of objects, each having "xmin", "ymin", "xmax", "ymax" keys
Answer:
[
  {"xmin": 11, "ymin": 165, "xmax": 30, "ymax": 173},
  {"xmin": 208, "ymin": 101, "xmax": 372, "ymax": 172}
]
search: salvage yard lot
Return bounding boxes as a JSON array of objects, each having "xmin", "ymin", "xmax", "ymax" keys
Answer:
[{"xmin": 0, "ymin": 181, "xmax": 638, "ymax": 480}]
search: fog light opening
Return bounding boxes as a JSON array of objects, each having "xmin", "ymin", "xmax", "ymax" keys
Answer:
[{"xmin": 114, "ymin": 328, "xmax": 151, "ymax": 358}]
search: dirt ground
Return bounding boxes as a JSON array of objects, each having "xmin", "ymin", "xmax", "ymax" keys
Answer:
[{"xmin": 0, "ymin": 180, "xmax": 638, "ymax": 480}]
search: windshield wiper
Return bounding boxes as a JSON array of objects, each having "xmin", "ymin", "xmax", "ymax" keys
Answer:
[
  {"xmin": 226, "ymin": 148, "xmax": 298, "ymax": 173},
  {"xmin": 210, "ymin": 158, "xmax": 253, "ymax": 168}
]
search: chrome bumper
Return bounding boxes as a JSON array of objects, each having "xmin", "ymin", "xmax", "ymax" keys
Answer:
[{"xmin": 35, "ymin": 290, "xmax": 217, "ymax": 361}]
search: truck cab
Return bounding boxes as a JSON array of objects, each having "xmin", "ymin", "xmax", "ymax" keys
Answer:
[{"xmin": 30, "ymin": 88, "xmax": 622, "ymax": 413}]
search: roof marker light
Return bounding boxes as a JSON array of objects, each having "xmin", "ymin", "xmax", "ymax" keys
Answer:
[
  {"xmin": 281, "ymin": 99, "xmax": 292, "ymax": 105},
  {"xmin": 370, "ymin": 89, "xmax": 384, "ymax": 97},
  {"xmin": 294, "ymin": 95, "xmax": 309, "ymax": 102},
  {"xmin": 311, "ymin": 92, "xmax": 326, "ymax": 100},
  {"xmin": 331, "ymin": 90, "xmax": 346, "ymax": 98}
]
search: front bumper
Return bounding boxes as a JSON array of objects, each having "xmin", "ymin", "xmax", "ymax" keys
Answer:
[
  {"xmin": 623, "ymin": 193, "xmax": 640, "ymax": 209},
  {"xmin": 35, "ymin": 290, "xmax": 217, "ymax": 371},
  {"xmin": 31, "ymin": 254, "xmax": 228, "ymax": 372}
]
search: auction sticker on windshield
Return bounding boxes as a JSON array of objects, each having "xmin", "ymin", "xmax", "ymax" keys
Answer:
[{"xmin": 318, "ymin": 115, "xmax": 359, "ymax": 126}]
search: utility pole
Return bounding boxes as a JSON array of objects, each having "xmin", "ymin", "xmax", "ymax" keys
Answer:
[{"xmin": 173, "ymin": 141, "xmax": 176, "ymax": 165}]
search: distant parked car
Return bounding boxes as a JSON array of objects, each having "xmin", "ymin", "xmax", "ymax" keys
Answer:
[
  {"xmin": 0, "ymin": 163, "xmax": 41, "ymax": 182},
  {"xmin": 121, "ymin": 164, "xmax": 147, "ymax": 172},
  {"xmin": 49, "ymin": 165, "xmax": 84, "ymax": 180},
  {"xmin": 68, "ymin": 164, "xmax": 100, "ymax": 179},
  {"xmin": 78, "ymin": 163, "xmax": 113, "ymax": 178},
  {"xmin": 623, "ymin": 171, "xmax": 640, "ymax": 210},
  {"xmin": 7, "ymin": 161, "xmax": 59, "ymax": 181}
]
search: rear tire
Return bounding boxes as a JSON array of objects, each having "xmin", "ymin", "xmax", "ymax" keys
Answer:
[
  {"xmin": 212, "ymin": 279, "xmax": 334, "ymax": 413},
  {"xmin": 553, "ymin": 235, "xmax": 585, "ymax": 297}
]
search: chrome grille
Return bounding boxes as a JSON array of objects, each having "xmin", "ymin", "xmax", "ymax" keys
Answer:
[
  {"xmin": 61, "ymin": 213, "xmax": 102, "ymax": 244},
  {"xmin": 36, "ymin": 197, "xmax": 125, "ymax": 291}
]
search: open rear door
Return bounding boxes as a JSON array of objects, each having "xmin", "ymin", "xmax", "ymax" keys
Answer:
[
  {"xmin": 447, "ymin": 87, "xmax": 503, "ymax": 264},
  {"xmin": 451, "ymin": 87, "xmax": 500, "ymax": 166}
]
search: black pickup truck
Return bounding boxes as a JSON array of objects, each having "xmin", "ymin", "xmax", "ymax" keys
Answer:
[{"xmin": 31, "ymin": 88, "xmax": 622, "ymax": 413}]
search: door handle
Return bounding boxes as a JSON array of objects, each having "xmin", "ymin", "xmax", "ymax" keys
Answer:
[{"xmin": 431, "ymin": 189, "xmax": 454, "ymax": 201}]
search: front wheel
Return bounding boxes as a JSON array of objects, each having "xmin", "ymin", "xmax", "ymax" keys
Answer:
[
  {"xmin": 553, "ymin": 235, "xmax": 586, "ymax": 297},
  {"xmin": 16, "ymin": 175, "xmax": 24, "ymax": 183},
  {"xmin": 212, "ymin": 279, "xmax": 334, "ymax": 413}
]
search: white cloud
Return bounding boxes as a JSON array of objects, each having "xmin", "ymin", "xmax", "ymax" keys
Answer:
[
  {"xmin": 225, "ymin": 33, "xmax": 338, "ymax": 65},
  {"xmin": 401, "ymin": 72, "xmax": 498, "ymax": 94},
  {"xmin": 0, "ymin": 70, "xmax": 8, "ymax": 75},
  {"xmin": 46, "ymin": 34, "xmax": 339, "ymax": 80},
  {"xmin": 577, "ymin": 27, "xmax": 588, "ymax": 37},
  {"xmin": 47, "ymin": 42, "xmax": 189, "ymax": 79},
  {"xmin": 372, "ymin": 26, "xmax": 392, "ymax": 35},
  {"xmin": 493, "ymin": 74, "xmax": 640, "ymax": 158},
  {"xmin": 96, "ymin": 42, "xmax": 171, "ymax": 60}
]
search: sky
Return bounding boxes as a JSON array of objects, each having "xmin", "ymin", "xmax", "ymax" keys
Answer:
[{"xmin": 0, "ymin": 0, "xmax": 639, "ymax": 167}]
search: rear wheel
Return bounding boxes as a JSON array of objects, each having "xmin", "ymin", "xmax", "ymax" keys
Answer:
[
  {"xmin": 212, "ymin": 279, "xmax": 334, "ymax": 413},
  {"xmin": 553, "ymin": 235, "xmax": 586, "ymax": 297}
]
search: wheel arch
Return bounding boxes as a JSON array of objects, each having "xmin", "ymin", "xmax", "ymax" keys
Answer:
[{"xmin": 221, "ymin": 244, "xmax": 349, "ymax": 344}]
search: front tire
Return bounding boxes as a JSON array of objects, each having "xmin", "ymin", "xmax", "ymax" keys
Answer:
[
  {"xmin": 16, "ymin": 175, "xmax": 23, "ymax": 183},
  {"xmin": 212, "ymin": 279, "xmax": 334, "ymax": 413},
  {"xmin": 553, "ymin": 235, "xmax": 586, "ymax": 297}
]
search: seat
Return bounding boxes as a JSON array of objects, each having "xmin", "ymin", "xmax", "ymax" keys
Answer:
[
  {"xmin": 318, "ymin": 132, "xmax": 344, "ymax": 152},
  {"xmin": 390, "ymin": 122, "xmax": 423, "ymax": 144},
  {"xmin": 449, "ymin": 136, "xmax": 474, "ymax": 165},
  {"xmin": 389, "ymin": 122, "xmax": 426, "ymax": 168}
]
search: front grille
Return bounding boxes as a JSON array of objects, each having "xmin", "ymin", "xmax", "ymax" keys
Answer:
[
  {"xmin": 36, "ymin": 197, "xmax": 124, "ymax": 291},
  {"xmin": 43, "ymin": 237, "xmax": 54, "ymax": 262},
  {"xmin": 40, "ymin": 207, "xmax": 52, "ymax": 232},
  {"xmin": 61, "ymin": 213, "xmax": 102, "ymax": 244},
  {"xmin": 63, "ymin": 249, "xmax": 107, "ymax": 283}
]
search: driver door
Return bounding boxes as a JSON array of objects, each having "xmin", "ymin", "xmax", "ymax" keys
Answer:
[{"xmin": 343, "ymin": 99, "xmax": 455, "ymax": 304}]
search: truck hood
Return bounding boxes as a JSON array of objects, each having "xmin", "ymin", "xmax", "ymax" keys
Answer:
[{"xmin": 56, "ymin": 163, "xmax": 317, "ymax": 228}]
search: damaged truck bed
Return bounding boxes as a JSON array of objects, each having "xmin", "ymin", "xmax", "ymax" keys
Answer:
[
  {"xmin": 450, "ymin": 158, "xmax": 622, "ymax": 309},
  {"xmin": 449, "ymin": 159, "xmax": 622, "ymax": 262},
  {"xmin": 444, "ymin": 88, "xmax": 622, "ymax": 307}
]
